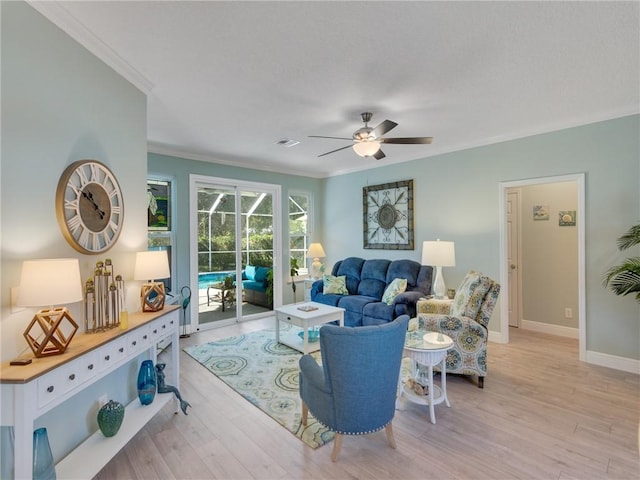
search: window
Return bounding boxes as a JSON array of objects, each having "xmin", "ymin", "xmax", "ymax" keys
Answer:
[
  {"xmin": 289, "ymin": 192, "xmax": 310, "ymax": 275},
  {"xmin": 148, "ymin": 178, "xmax": 174, "ymax": 293}
]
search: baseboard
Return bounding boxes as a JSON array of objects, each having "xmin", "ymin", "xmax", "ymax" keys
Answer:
[
  {"xmin": 585, "ymin": 350, "xmax": 640, "ymax": 375},
  {"xmin": 521, "ymin": 319, "xmax": 579, "ymax": 339}
]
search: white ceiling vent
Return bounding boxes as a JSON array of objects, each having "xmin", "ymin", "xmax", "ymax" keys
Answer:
[{"xmin": 275, "ymin": 138, "xmax": 300, "ymax": 148}]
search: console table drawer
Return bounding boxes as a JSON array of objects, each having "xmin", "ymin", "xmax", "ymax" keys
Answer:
[
  {"xmin": 37, "ymin": 351, "xmax": 98, "ymax": 408},
  {"xmin": 97, "ymin": 336, "xmax": 128, "ymax": 372},
  {"xmin": 127, "ymin": 324, "xmax": 151, "ymax": 354}
]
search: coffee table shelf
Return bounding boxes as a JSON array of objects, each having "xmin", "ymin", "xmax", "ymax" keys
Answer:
[{"xmin": 274, "ymin": 302, "xmax": 344, "ymax": 354}]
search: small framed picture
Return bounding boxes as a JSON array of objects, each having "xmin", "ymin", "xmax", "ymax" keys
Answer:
[
  {"xmin": 533, "ymin": 205, "xmax": 550, "ymax": 221},
  {"xmin": 559, "ymin": 210, "xmax": 576, "ymax": 226},
  {"xmin": 148, "ymin": 179, "xmax": 171, "ymax": 230}
]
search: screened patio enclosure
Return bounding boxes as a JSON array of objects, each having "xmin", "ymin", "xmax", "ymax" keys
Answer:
[{"xmin": 196, "ymin": 182, "xmax": 276, "ymax": 326}]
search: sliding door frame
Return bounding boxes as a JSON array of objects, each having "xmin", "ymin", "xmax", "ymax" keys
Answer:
[{"xmin": 188, "ymin": 174, "xmax": 282, "ymax": 332}]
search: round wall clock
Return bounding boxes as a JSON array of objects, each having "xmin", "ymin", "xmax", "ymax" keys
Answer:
[{"xmin": 56, "ymin": 160, "xmax": 124, "ymax": 254}]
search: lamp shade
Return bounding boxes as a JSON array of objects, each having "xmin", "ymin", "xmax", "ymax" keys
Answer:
[
  {"xmin": 421, "ymin": 240, "xmax": 456, "ymax": 267},
  {"xmin": 18, "ymin": 258, "xmax": 83, "ymax": 307},
  {"xmin": 353, "ymin": 141, "xmax": 381, "ymax": 157},
  {"xmin": 307, "ymin": 243, "xmax": 326, "ymax": 259},
  {"xmin": 134, "ymin": 251, "xmax": 170, "ymax": 281}
]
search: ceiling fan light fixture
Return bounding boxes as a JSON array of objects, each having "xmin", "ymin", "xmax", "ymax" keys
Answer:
[{"xmin": 353, "ymin": 140, "xmax": 381, "ymax": 157}]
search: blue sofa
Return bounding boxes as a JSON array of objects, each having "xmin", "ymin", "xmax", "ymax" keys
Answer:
[
  {"xmin": 241, "ymin": 265, "xmax": 272, "ymax": 308},
  {"xmin": 310, "ymin": 257, "xmax": 433, "ymax": 327}
]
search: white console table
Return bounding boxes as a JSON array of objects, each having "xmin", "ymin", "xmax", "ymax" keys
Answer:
[{"xmin": 0, "ymin": 306, "xmax": 180, "ymax": 480}]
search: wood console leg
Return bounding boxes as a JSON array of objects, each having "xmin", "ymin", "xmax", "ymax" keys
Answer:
[
  {"xmin": 478, "ymin": 376, "xmax": 484, "ymax": 388},
  {"xmin": 301, "ymin": 402, "xmax": 308, "ymax": 425}
]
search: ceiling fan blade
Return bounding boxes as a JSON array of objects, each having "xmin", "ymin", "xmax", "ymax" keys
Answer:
[
  {"xmin": 308, "ymin": 135, "xmax": 353, "ymax": 141},
  {"xmin": 318, "ymin": 144, "xmax": 353, "ymax": 157},
  {"xmin": 380, "ymin": 137, "xmax": 433, "ymax": 144},
  {"xmin": 372, "ymin": 120, "xmax": 398, "ymax": 138},
  {"xmin": 373, "ymin": 149, "xmax": 386, "ymax": 160}
]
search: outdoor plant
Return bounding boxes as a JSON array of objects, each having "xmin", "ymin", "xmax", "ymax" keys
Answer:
[
  {"xmin": 290, "ymin": 258, "xmax": 300, "ymax": 302},
  {"xmin": 265, "ymin": 270, "xmax": 273, "ymax": 307},
  {"xmin": 602, "ymin": 223, "xmax": 640, "ymax": 303}
]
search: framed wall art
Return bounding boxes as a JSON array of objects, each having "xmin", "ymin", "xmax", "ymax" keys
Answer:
[
  {"xmin": 559, "ymin": 210, "xmax": 576, "ymax": 226},
  {"xmin": 533, "ymin": 205, "xmax": 550, "ymax": 221},
  {"xmin": 363, "ymin": 179, "xmax": 414, "ymax": 250},
  {"xmin": 147, "ymin": 179, "xmax": 171, "ymax": 231}
]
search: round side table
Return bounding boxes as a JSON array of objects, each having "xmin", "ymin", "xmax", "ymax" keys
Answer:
[{"xmin": 399, "ymin": 330, "xmax": 453, "ymax": 424}]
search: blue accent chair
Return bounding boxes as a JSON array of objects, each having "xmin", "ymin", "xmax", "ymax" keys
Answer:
[{"xmin": 299, "ymin": 315, "xmax": 410, "ymax": 461}]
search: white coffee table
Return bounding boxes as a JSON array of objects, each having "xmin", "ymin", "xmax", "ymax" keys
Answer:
[
  {"xmin": 275, "ymin": 302, "xmax": 344, "ymax": 354},
  {"xmin": 398, "ymin": 330, "xmax": 453, "ymax": 424}
]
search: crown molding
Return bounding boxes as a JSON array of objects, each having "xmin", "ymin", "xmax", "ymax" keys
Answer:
[
  {"xmin": 147, "ymin": 143, "xmax": 326, "ymax": 179},
  {"xmin": 27, "ymin": 1, "xmax": 154, "ymax": 94}
]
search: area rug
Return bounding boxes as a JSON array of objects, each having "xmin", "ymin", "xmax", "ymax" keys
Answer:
[{"xmin": 183, "ymin": 324, "xmax": 334, "ymax": 449}]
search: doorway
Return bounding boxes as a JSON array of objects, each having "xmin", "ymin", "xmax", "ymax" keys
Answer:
[
  {"xmin": 499, "ymin": 173, "xmax": 586, "ymax": 361},
  {"xmin": 189, "ymin": 175, "xmax": 282, "ymax": 332}
]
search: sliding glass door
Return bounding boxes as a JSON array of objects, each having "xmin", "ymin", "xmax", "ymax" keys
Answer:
[{"xmin": 190, "ymin": 175, "xmax": 281, "ymax": 331}]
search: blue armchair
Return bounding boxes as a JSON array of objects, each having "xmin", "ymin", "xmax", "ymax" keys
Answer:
[{"xmin": 299, "ymin": 315, "xmax": 410, "ymax": 461}]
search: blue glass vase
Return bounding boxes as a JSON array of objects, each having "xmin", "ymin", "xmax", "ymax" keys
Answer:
[
  {"xmin": 137, "ymin": 359, "xmax": 157, "ymax": 405},
  {"xmin": 33, "ymin": 427, "xmax": 56, "ymax": 480}
]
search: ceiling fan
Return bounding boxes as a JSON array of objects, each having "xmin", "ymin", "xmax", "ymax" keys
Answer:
[{"xmin": 309, "ymin": 112, "xmax": 433, "ymax": 160}]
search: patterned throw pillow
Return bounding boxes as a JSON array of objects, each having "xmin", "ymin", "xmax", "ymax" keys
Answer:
[
  {"xmin": 450, "ymin": 271, "xmax": 493, "ymax": 320},
  {"xmin": 323, "ymin": 274, "xmax": 348, "ymax": 295},
  {"xmin": 381, "ymin": 278, "xmax": 408, "ymax": 305}
]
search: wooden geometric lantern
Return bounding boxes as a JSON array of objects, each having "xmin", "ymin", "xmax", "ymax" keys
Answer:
[
  {"xmin": 18, "ymin": 258, "xmax": 83, "ymax": 358},
  {"xmin": 23, "ymin": 306, "xmax": 79, "ymax": 357},
  {"xmin": 134, "ymin": 250, "xmax": 170, "ymax": 312},
  {"xmin": 140, "ymin": 282, "xmax": 166, "ymax": 312}
]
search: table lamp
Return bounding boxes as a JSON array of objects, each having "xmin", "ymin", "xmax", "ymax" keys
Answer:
[
  {"xmin": 134, "ymin": 250, "xmax": 170, "ymax": 312},
  {"xmin": 307, "ymin": 243, "xmax": 326, "ymax": 280},
  {"xmin": 17, "ymin": 258, "xmax": 83, "ymax": 357},
  {"xmin": 421, "ymin": 240, "xmax": 456, "ymax": 299}
]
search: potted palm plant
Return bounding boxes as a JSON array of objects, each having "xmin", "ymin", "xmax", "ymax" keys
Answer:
[{"xmin": 602, "ymin": 224, "xmax": 640, "ymax": 303}]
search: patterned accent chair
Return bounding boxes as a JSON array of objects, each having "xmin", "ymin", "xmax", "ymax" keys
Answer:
[
  {"xmin": 299, "ymin": 315, "xmax": 409, "ymax": 461},
  {"xmin": 418, "ymin": 271, "xmax": 500, "ymax": 388}
]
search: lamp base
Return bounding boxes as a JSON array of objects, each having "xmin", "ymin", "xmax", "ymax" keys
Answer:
[
  {"xmin": 140, "ymin": 282, "xmax": 166, "ymax": 312},
  {"xmin": 23, "ymin": 307, "xmax": 79, "ymax": 357},
  {"xmin": 432, "ymin": 266, "xmax": 447, "ymax": 299},
  {"xmin": 310, "ymin": 258, "xmax": 324, "ymax": 280}
]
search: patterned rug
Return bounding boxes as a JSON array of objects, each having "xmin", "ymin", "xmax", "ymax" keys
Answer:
[{"xmin": 183, "ymin": 324, "xmax": 334, "ymax": 449}]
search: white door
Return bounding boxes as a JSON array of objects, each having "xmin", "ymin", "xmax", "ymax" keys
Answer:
[{"xmin": 507, "ymin": 189, "xmax": 521, "ymax": 327}]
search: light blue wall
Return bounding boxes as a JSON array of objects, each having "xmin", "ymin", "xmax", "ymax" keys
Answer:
[
  {"xmin": 1, "ymin": 1, "xmax": 148, "ymax": 461},
  {"xmin": 323, "ymin": 115, "xmax": 640, "ymax": 360},
  {"xmin": 148, "ymin": 152, "xmax": 324, "ymax": 306}
]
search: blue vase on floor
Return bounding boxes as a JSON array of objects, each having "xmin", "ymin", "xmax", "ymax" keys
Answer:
[
  {"xmin": 33, "ymin": 427, "xmax": 56, "ymax": 480},
  {"xmin": 137, "ymin": 359, "xmax": 157, "ymax": 405}
]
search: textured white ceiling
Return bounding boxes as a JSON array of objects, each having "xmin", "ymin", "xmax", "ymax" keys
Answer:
[{"xmin": 35, "ymin": 1, "xmax": 639, "ymax": 177}]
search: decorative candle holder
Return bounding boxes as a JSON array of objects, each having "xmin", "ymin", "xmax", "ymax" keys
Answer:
[{"xmin": 84, "ymin": 259, "xmax": 125, "ymax": 333}]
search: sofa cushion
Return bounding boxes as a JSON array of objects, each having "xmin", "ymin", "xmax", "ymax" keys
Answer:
[
  {"xmin": 243, "ymin": 280, "xmax": 264, "ymax": 292},
  {"xmin": 334, "ymin": 257, "xmax": 365, "ymax": 294},
  {"xmin": 254, "ymin": 266, "xmax": 270, "ymax": 284},
  {"xmin": 450, "ymin": 271, "xmax": 493, "ymax": 320},
  {"xmin": 323, "ymin": 274, "xmax": 348, "ymax": 295},
  {"xmin": 244, "ymin": 265, "xmax": 257, "ymax": 281},
  {"xmin": 386, "ymin": 260, "xmax": 421, "ymax": 290},
  {"xmin": 358, "ymin": 259, "xmax": 390, "ymax": 299},
  {"xmin": 362, "ymin": 302, "xmax": 394, "ymax": 326},
  {"xmin": 381, "ymin": 278, "xmax": 407, "ymax": 305}
]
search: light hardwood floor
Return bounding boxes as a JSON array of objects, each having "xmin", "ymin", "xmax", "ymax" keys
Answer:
[{"xmin": 95, "ymin": 318, "xmax": 639, "ymax": 480}]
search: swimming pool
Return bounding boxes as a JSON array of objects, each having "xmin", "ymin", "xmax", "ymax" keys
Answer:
[{"xmin": 198, "ymin": 271, "xmax": 235, "ymax": 290}]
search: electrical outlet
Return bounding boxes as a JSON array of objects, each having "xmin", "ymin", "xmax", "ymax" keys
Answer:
[
  {"xmin": 564, "ymin": 308, "xmax": 573, "ymax": 319},
  {"xmin": 98, "ymin": 394, "xmax": 108, "ymax": 407}
]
